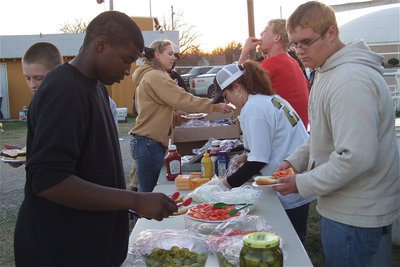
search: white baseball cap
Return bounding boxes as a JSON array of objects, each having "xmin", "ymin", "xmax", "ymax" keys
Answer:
[{"xmin": 212, "ymin": 64, "xmax": 245, "ymax": 103}]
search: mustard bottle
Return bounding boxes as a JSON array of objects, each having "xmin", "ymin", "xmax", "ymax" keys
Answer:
[{"xmin": 201, "ymin": 150, "xmax": 213, "ymax": 178}]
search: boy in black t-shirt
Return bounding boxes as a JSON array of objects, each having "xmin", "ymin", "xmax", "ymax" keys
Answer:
[{"xmin": 14, "ymin": 11, "xmax": 177, "ymax": 267}]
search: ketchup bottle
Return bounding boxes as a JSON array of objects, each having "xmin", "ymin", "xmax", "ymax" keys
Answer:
[{"xmin": 165, "ymin": 144, "xmax": 182, "ymax": 181}]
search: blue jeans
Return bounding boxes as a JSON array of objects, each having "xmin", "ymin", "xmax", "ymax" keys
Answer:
[
  {"xmin": 320, "ymin": 216, "xmax": 392, "ymax": 267},
  {"xmin": 130, "ymin": 135, "xmax": 166, "ymax": 192}
]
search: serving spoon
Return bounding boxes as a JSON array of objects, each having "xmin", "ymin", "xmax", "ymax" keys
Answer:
[
  {"xmin": 213, "ymin": 202, "xmax": 248, "ymax": 208},
  {"xmin": 228, "ymin": 204, "xmax": 252, "ymax": 216}
]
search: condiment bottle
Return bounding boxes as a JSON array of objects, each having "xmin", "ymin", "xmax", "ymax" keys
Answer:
[
  {"xmin": 209, "ymin": 140, "xmax": 220, "ymax": 176},
  {"xmin": 201, "ymin": 150, "xmax": 213, "ymax": 178},
  {"xmin": 240, "ymin": 232, "xmax": 283, "ymax": 267},
  {"xmin": 19, "ymin": 106, "xmax": 28, "ymax": 120},
  {"xmin": 216, "ymin": 151, "xmax": 229, "ymax": 178},
  {"xmin": 164, "ymin": 144, "xmax": 181, "ymax": 181}
]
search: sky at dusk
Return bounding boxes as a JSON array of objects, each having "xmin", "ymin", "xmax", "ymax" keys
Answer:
[{"xmin": 0, "ymin": 0, "xmax": 398, "ymax": 52}]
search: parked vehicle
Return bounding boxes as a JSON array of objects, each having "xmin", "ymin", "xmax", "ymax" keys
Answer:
[
  {"xmin": 189, "ymin": 66, "xmax": 224, "ymax": 98},
  {"xmin": 180, "ymin": 66, "xmax": 213, "ymax": 88}
]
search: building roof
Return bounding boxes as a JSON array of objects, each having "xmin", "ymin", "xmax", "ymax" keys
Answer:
[
  {"xmin": 339, "ymin": 7, "xmax": 400, "ymax": 44},
  {"xmin": 0, "ymin": 31, "xmax": 179, "ymax": 59}
]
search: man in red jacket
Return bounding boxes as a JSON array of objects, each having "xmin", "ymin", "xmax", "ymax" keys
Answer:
[{"xmin": 238, "ymin": 19, "xmax": 309, "ymax": 128}]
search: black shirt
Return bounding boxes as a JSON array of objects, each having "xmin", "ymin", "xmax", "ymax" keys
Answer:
[{"xmin": 14, "ymin": 63, "xmax": 128, "ymax": 266}]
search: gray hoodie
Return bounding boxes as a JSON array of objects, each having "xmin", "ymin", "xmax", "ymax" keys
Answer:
[{"xmin": 287, "ymin": 40, "xmax": 400, "ymax": 227}]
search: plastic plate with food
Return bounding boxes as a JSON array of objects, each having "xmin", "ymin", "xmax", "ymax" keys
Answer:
[
  {"xmin": 186, "ymin": 203, "xmax": 249, "ymax": 223},
  {"xmin": 181, "ymin": 113, "xmax": 207, "ymax": 119}
]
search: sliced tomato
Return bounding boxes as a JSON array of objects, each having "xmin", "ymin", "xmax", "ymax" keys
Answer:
[
  {"xmin": 188, "ymin": 203, "xmax": 241, "ymax": 221},
  {"xmin": 273, "ymin": 168, "xmax": 295, "ymax": 178}
]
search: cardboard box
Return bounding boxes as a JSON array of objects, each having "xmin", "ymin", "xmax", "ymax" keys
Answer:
[
  {"xmin": 173, "ymin": 124, "xmax": 241, "ymax": 155},
  {"xmin": 205, "ymin": 110, "xmax": 240, "ymax": 121},
  {"xmin": 173, "ymin": 111, "xmax": 242, "ymax": 155}
]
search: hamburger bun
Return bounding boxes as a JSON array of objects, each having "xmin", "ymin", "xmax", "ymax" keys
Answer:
[
  {"xmin": 187, "ymin": 113, "xmax": 204, "ymax": 118},
  {"xmin": 172, "ymin": 206, "xmax": 190, "ymax": 216},
  {"xmin": 1, "ymin": 149, "xmax": 21, "ymax": 158},
  {"xmin": 254, "ymin": 176, "xmax": 279, "ymax": 185}
]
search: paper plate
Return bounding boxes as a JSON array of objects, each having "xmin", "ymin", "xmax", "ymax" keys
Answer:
[
  {"xmin": 252, "ymin": 181, "xmax": 284, "ymax": 188},
  {"xmin": 1, "ymin": 156, "xmax": 25, "ymax": 163},
  {"xmin": 181, "ymin": 113, "xmax": 207, "ymax": 119}
]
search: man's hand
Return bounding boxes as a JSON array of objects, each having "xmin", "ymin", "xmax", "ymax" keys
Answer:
[
  {"xmin": 243, "ymin": 37, "xmax": 262, "ymax": 52},
  {"xmin": 132, "ymin": 192, "xmax": 178, "ymax": 221},
  {"xmin": 218, "ymin": 103, "xmax": 234, "ymax": 114},
  {"xmin": 273, "ymin": 174, "xmax": 298, "ymax": 195},
  {"xmin": 238, "ymin": 37, "xmax": 262, "ymax": 64}
]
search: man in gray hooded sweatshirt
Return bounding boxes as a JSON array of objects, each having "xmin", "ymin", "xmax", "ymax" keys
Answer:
[{"xmin": 274, "ymin": 1, "xmax": 399, "ymax": 266}]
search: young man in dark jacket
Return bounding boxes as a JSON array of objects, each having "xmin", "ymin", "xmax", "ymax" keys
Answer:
[{"xmin": 14, "ymin": 11, "xmax": 177, "ymax": 267}]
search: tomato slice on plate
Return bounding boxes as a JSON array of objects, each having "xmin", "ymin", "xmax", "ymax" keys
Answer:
[{"xmin": 187, "ymin": 203, "xmax": 242, "ymax": 222}]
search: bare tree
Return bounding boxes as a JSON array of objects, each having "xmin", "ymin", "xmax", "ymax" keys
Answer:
[
  {"xmin": 211, "ymin": 41, "xmax": 243, "ymax": 63},
  {"xmin": 161, "ymin": 9, "xmax": 200, "ymax": 57},
  {"xmin": 59, "ymin": 19, "xmax": 88, "ymax": 33}
]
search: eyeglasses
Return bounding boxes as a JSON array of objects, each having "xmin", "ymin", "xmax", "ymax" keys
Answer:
[{"xmin": 289, "ymin": 30, "xmax": 327, "ymax": 51}]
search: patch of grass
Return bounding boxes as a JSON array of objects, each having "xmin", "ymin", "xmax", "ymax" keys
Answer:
[
  {"xmin": 0, "ymin": 210, "xmax": 18, "ymax": 266},
  {"xmin": 0, "ymin": 117, "xmax": 135, "ymax": 145},
  {"xmin": 117, "ymin": 116, "xmax": 136, "ymax": 136},
  {"xmin": 0, "ymin": 121, "xmax": 27, "ymax": 145},
  {"xmin": 306, "ymin": 201, "xmax": 324, "ymax": 266},
  {"xmin": 394, "ymin": 245, "xmax": 400, "ymax": 266}
]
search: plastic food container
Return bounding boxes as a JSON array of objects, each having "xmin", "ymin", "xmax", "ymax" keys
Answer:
[
  {"xmin": 142, "ymin": 246, "xmax": 207, "ymax": 267},
  {"xmin": 134, "ymin": 229, "xmax": 208, "ymax": 267},
  {"xmin": 206, "ymin": 216, "xmax": 274, "ymax": 267},
  {"xmin": 240, "ymin": 232, "xmax": 283, "ymax": 267}
]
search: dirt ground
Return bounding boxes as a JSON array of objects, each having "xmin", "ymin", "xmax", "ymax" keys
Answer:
[{"xmin": 0, "ymin": 133, "xmax": 136, "ymax": 217}]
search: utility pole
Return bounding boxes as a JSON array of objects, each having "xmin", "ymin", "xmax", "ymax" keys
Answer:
[
  {"xmin": 149, "ymin": 0, "xmax": 152, "ymax": 17},
  {"xmin": 247, "ymin": 0, "xmax": 256, "ymax": 59},
  {"xmin": 96, "ymin": 0, "xmax": 113, "ymax": 11},
  {"xmin": 171, "ymin": 5, "xmax": 175, "ymax": 30}
]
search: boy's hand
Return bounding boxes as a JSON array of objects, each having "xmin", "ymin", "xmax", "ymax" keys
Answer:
[
  {"xmin": 6, "ymin": 162, "xmax": 24, "ymax": 168},
  {"xmin": 132, "ymin": 192, "xmax": 178, "ymax": 221},
  {"xmin": 275, "ymin": 160, "xmax": 295, "ymax": 173},
  {"xmin": 273, "ymin": 174, "xmax": 298, "ymax": 195},
  {"xmin": 3, "ymin": 144, "xmax": 22, "ymax": 150}
]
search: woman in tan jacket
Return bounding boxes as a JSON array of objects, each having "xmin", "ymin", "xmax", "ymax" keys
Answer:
[{"xmin": 129, "ymin": 40, "xmax": 233, "ymax": 192}]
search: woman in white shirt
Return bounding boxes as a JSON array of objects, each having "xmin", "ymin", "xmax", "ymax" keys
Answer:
[{"xmin": 214, "ymin": 61, "xmax": 316, "ymax": 245}]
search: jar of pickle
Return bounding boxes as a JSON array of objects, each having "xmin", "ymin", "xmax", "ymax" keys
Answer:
[{"xmin": 240, "ymin": 232, "xmax": 283, "ymax": 267}]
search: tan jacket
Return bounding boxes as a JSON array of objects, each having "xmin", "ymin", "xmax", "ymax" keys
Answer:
[{"xmin": 129, "ymin": 64, "xmax": 220, "ymax": 147}]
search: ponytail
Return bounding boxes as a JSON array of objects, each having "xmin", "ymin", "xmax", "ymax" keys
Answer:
[{"xmin": 239, "ymin": 60, "xmax": 274, "ymax": 96}]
